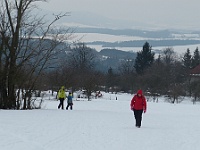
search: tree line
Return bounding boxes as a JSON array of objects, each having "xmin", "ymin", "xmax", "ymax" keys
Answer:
[{"xmin": 42, "ymin": 42, "xmax": 200, "ymax": 105}]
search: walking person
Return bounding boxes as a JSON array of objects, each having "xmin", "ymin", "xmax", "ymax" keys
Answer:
[
  {"xmin": 57, "ymin": 86, "xmax": 66, "ymax": 109},
  {"xmin": 66, "ymin": 92, "xmax": 73, "ymax": 110},
  {"xmin": 130, "ymin": 89, "xmax": 147, "ymax": 128}
]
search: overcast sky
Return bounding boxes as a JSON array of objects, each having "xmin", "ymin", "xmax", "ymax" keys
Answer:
[{"xmin": 39, "ymin": 0, "xmax": 200, "ymax": 30}]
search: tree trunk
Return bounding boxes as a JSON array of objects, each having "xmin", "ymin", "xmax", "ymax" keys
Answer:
[{"xmin": 7, "ymin": 61, "xmax": 17, "ymax": 109}]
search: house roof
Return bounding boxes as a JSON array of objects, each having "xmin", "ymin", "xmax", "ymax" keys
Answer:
[{"xmin": 190, "ymin": 64, "xmax": 200, "ymax": 75}]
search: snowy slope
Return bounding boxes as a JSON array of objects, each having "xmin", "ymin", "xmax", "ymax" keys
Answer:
[{"xmin": 0, "ymin": 92, "xmax": 200, "ymax": 150}]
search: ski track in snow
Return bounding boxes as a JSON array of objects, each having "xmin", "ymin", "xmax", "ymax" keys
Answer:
[{"xmin": 0, "ymin": 92, "xmax": 200, "ymax": 150}]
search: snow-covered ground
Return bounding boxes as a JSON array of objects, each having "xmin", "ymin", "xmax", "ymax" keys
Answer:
[{"xmin": 0, "ymin": 92, "xmax": 200, "ymax": 150}]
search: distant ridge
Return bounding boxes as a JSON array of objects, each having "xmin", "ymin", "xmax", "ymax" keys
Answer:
[
  {"xmin": 75, "ymin": 27, "xmax": 171, "ymax": 38},
  {"xmin": 93, "ymin": 39, "xmax": 200, "ymax": 48},
  {"xmin": 99, "ymin": 48, "xmax": 136, "ymax": 59}
]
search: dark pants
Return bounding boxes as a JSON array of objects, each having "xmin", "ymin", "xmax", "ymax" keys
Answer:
[
  {"xmin": 66, "ymin": 103, "xmax": 73, "ymax": 110},
  {"xmin": 133, "ymin": 109, "xmax": 143, "ymax": 127},
  {"xmin": 58, "ymin": 98, "xmax": 64, "ymax": 109}
]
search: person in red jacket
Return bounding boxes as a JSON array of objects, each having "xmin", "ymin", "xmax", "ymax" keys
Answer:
[{"xmin": 130, "ymin": 89, "xmax": 147, "ymax": 128}]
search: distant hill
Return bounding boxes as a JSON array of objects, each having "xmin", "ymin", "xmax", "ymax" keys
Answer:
[
  {"xmin": 99, "ymin": 48, "xmax": 136, "ymax": 59},
  {"xmin": 95, "ymin": 49, "xmax": 136, "ymax": 72},
  {"xmin": 75, "ymin": 27, "xmax": 172, "ymax": 38},
  {"xmin": 47, "ymin": 44, "xmax": 137, "ymax": 72},
  {"xmin": 92, "ymin": 39, "xmax": 200, "ymax": 48},
  {"xmin": 72, "ymin": 27, "xmax": 200, "ymax": 48}
]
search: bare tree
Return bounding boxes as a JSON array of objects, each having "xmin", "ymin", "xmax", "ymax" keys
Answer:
[
  {"xmin": 162, "ymin": 47, "xmax": 177, "ymax": 65},
  {"xmin": 160, "ymin": 48, "xmax": 178, "ymax": 92},
  {"xmin": 60, "ymin": 43, "xmax": 98, "ymax": 100},
  {"xmin": 143, "ymin": 58, "xmax": 165, "ymax": 95},
  {"xmin": 0, "ymin": 0, "xmax": 73, "ymax": 109},
  {"xmin": 67, "ymin": 43, "xmax": 96, "ymax": 71},
  {"xmin": 190, "ymin": 78, "xmax": 200, "ymax": 104},
  {"xmin": 118, "ymin": 59, "xmax": 136, "ymax": 93}
]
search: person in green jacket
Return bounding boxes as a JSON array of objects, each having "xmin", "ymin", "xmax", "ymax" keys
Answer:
[{"xmin": 57, "ymin": 86, "xmax": 66, "ymax": 109}]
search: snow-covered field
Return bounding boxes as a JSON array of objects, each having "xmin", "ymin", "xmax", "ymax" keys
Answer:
[{"xmin": 0, "ymin": 92, "xmax": 200, "ymax": 150}]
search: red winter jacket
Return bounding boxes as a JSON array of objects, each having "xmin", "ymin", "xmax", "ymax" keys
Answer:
[{"xmin": 130, "ymin": 90, "xmax": 147, "ymax": 111}]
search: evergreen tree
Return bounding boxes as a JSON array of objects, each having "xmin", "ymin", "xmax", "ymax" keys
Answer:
[
  {"xmin": 191, "ymin": 47, "xmax": 200, "ymax": 68},
  {"xmin": 134, "ymin": 42, "xmax": 155, "ymax": 74},
  {"xmin": 182, "ymin": 48, "xmax": 192, "ymax": 69}
]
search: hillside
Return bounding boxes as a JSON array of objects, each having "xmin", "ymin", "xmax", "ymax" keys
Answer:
[
  {"xmin": 99, "ymin": 48, "xmax": 136, "ymax": 58},
  {"xmin": 1, "ymin": 91, "xmax": 200, "ymax": 150}
]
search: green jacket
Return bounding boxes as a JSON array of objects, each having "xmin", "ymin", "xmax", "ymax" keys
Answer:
[{"xmin": 58, "ymin": 88, "xmax": 66, "ymax": 99}]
